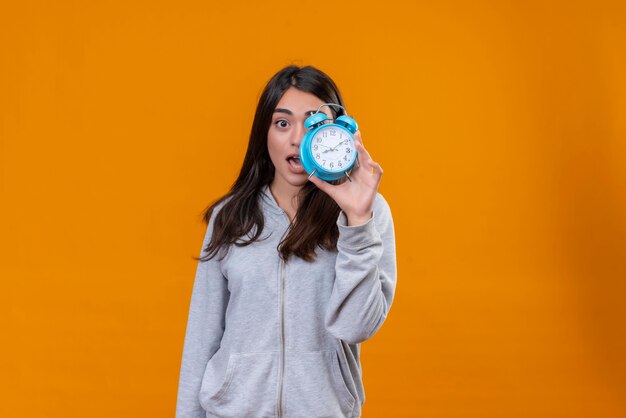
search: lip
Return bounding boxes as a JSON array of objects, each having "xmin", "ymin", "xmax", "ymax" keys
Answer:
[{"xmin": 286, "ymin": 154, "xmax": 305, "ymax": 174}]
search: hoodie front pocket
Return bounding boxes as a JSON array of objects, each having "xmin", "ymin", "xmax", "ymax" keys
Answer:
[
  {"xmin": 202, "ymin": 351, "xmax": 279, "ymax": 418},
  {"xmin": 284, "ymin": 350, "xmax": 356, "ymax": 418}
]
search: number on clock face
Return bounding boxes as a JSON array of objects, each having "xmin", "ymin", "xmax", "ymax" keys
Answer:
[{"xmin": 311, "ymin": 126, "xmax": 355, "ymax": 172}]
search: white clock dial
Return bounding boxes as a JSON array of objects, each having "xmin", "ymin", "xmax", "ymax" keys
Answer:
[{"xmin": 310, "ymin": 126, "xmax": 355, "ymax": 172}]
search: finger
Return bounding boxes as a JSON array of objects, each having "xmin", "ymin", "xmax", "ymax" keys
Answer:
[
  {"xmin": 368, "ymin": 161, "xmax": 384, "ymax": 177},
  {"xmin": 354, "ymin": 140, "xmax": 374, "ymax": 167},
  {"xmin": 354, "ymin": 141, "xmax": 384, "ymax": 176},
  {"xmin": 308, "ymin": 172, "xmax": 333, "ymax": 194},
  {"xmin": 352, "ymin": 132, "xmax": 367, "ymax": 170},
  {"xmin": 354, "ymin": 132, "xmax": 365, "ymax": 159},
  {"xmin": 354, "ymin": 130, "xmax": 363, "ymax": 146},
  {"xmin": 371, "ymin": 160, "xmax": 384, "ymax": 178}
]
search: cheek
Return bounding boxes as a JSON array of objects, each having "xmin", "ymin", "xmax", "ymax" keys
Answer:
[{"xmin": 266, "ymin": 130, "xmax": 283, "ymax": 163}]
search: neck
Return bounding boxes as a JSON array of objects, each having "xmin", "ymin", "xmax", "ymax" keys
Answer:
[{"xmin": 269, "ymin": 180, "xmax": 302, "ymax": 222}]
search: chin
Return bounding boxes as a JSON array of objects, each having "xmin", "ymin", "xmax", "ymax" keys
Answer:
[
  {"xmin": 277, "ymin": 172, "xmax": 308, "ymax": 188},
  {"xmin": 288, "ymin": 176, "xmax": 308, "ymax": 187}
]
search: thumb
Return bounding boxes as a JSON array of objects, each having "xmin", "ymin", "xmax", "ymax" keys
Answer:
[{"xmin": 308, "ymin": 173, "xmax": 333, "ymax": 195}]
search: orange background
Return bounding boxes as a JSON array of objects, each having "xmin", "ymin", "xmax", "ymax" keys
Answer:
[{"xmin": 1, "ymin": 1, "xmax": 625, "ymax": 417}]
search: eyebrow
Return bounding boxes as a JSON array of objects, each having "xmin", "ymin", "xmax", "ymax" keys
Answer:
[{"xmin": 274, "ymin": 108, "xmax": 319, "ymax": 116}]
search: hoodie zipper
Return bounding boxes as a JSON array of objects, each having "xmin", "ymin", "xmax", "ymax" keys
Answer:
[
  {"xmin": 278, "ymin": 257, "xmax": 286, "ymax": 417},
  {"xmin": 273, "ymin": 199, "xmax": 290, "ymax": 418}
]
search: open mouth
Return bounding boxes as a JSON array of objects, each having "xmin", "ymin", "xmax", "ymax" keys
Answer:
[
  {"xmin": 287, "ymin": 156, "xmax": 302, "ymax": 167},
  {"xmin": 286, "ymin": 155, "xmax": 305, "ymax": 173}
]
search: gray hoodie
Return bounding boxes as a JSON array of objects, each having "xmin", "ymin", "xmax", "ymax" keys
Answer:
[{"xmin": 176, "ymin": 185, "xmax": 397, "ymax": 418}]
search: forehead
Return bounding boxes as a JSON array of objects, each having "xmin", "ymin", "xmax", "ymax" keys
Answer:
[{"xmin": 275, "ymin": 87, "xmax": 326, "ymax": 114}]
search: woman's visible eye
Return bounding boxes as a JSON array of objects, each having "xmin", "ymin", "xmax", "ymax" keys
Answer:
[{"xmin": 275, "ymin": 119, "xmax": 289, "ymax": 128}]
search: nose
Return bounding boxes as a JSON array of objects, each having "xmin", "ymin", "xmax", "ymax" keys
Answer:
[{"xmin": 291, "ymin": 122, "xmax": 305, "ymax": 147}]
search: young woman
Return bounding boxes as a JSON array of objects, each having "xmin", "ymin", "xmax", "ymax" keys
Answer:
[{"xmin": 176, "ymin": 65, "xmax": 397, "ymax": 418}]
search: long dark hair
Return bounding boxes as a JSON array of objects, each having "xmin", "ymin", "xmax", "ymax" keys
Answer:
[{"xmin": 198, "ymin": 65, "xmax": 346, "ymax": 262}]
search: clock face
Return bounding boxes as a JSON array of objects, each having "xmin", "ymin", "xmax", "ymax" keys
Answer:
[{"xmin": 309, "ymin": 125, "xmax": 356, "ymax": 173}]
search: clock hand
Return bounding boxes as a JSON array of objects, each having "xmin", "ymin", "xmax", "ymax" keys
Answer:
[
  {"xmin": 317, "ymin": 144, "xmax": 334, "ymax": 153},
  {"xmin": 329, "ymin": 139, "xmax": 348, "ymax": 151}
]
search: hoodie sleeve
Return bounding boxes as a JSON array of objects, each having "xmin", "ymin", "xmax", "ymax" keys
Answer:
[
  {"xmin": 176, "ymin": 212, "xmax": 230, "ymax": 418},
  {"xmin": 324, "ymin": 193, "xmax": 397, "ymax": 344}
]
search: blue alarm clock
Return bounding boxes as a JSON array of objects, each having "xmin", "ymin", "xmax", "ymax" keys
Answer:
[{"xmin": 299, "ymin": 103, "xmax": 359, "ymax": 181}]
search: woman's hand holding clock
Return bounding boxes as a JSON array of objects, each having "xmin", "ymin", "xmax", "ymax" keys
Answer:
[{"xmin": 308, "ymin": 131, "xmax": 383, "ymax": 226}]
